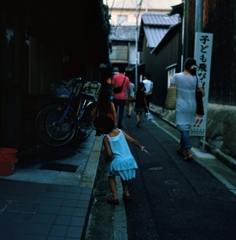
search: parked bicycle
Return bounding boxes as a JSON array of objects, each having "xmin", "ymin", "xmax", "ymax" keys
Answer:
[{"xmin": 35, "ymin": 77, "xmax": 101, "ymax": 147}]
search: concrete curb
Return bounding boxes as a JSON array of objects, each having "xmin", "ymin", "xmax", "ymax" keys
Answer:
[
  {"xmin": 151, "ymin": 114, "xmax": 236, "ymax": 197},
  {"xmin": 149, "ymin": 104, "xmax": 236, "ymax": 174},
  {"xmin": 79, "ymin": 136, "xmax": 103, "ymax": 188},
  {"xmin": 204, "ymin": 142, "xmax": 236, "ymax": 173}
]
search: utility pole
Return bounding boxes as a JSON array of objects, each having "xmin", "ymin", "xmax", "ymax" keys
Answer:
[
  {"xmin": 195, "ymin": 0, "xmax": 203, "ymax": 32},
  {"xmin": 191, "ymin": 0, "xmax": 203, "ymax": 148},
  {"xmin": 135, "ymin": 0, "xmax": 139, "ymax": 88}
]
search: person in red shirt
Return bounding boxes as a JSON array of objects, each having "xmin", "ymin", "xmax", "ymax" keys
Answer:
[{"xmin": 112, "ymin": 66, "xmax": 131, "ymax": 128}]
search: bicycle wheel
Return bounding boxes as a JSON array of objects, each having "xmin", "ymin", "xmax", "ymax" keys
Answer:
[
  {"xmin": 35, "ymin": 103, "xmax": 77, "ymax": 147},
  {"xmin": 76, "ymin": 102, "xmax": 95, "ymax": 140},
  {"xmin": 35, "ymin": 103, "xmax": 61, "ymax": 145},
  {"xmin": 45, "ymin": 105, "xmax": 77, "ymax": 142}
]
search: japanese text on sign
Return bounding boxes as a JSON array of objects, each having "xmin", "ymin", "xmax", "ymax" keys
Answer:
[{"xmin": 190, "ymin": 32, "xmax": 213, "ymax": 137}]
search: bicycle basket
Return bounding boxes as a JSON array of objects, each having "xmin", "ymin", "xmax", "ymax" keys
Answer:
[
  {"xmin": 82, "ymin": 81, "xmax": 101, "ymax": 101},
  {"xmin": 50, "ymin": 79, "xmax": 82, "ymax": 99}
]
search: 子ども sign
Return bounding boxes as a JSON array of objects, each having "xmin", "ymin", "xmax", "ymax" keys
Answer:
[{"xmin": 190, "ymin": 32, "xmax": 213, "ymax": 138}]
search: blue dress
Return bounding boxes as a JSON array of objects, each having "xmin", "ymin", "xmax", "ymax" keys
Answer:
[{"xmin": 105, "ymin": 130, "xmax": 138, "ymax": 181}]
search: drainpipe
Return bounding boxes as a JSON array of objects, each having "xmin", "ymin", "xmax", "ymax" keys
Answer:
[
  {"xmin": 191, "ymin": 0, "xmax": 203, "ymax": 148},
  {"xmin": 135, "ymin": 0, "xmax": 139, "ymax": 88},
  {"xmin": 195, "ymin": 0, "xmax": 203, "ymax": 32},
  {"xmin": 181, "ymin": 2, "xmax": 185, "ymax": 71}
]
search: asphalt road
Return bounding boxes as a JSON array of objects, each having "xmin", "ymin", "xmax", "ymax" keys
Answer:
[{"xmin": 85, "ymin": 115, "xmax": 236, "ymax": 240}]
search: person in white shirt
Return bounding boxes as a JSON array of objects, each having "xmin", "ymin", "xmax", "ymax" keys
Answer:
[{"xmin": 142, "ymin": 74, "xmax": 153, "ymax": 115}]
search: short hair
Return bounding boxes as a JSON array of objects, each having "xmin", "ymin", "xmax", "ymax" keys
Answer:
[
  {"xmin": 144, "ymin": 74, "xmax": 150, "ymax": 79},
  {"xmin": 138, "ymin": 82, "xmax": 145, "ymax": 91},
  {"xmin": 118, "ymin": 66, "xmax": 126, "ymax": 73},
  {"xmin": 93, "ymin": 115, "xmax": 115, "ymax": 134}
]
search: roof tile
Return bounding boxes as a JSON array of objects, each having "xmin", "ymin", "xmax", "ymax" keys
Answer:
[
  {"xmin": 142, "ymin": 12, "xmax": 179, "ymax": 26},
  {"xmin": 109, "ymin": 26, "xmax": 137, "ymax": 41}
]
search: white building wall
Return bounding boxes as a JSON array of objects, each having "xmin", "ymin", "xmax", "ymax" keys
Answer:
[{"xmin": 106, "ymin": 0, "xmax": 183, "ymax": 26}]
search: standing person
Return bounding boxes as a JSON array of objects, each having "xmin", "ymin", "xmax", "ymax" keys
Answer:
[
  {"xmin": 112, "ymin": 66, "xmax": 131, "ymax": 128},
  {"xmin": 134, "ymin": 82, "xmax": 148, "ymax": 128},
  {"xmin": 170, "ymin": 58, "xmax": 205, "ymax": 161},
  {"xmin": 93, "ymin": 115, "xmax": 145, "ymax": 205},
  {"xmin": 101, "ymin": 73, "xmax": 113, "ymax": 100},
  {"xmin": 126, "ymin": 75, "xmax": 135, "ymax": 118},
  {"xmin": 91, "ymin": 89, "xmax": 117, "ymax": 135},
  {"xmin": 142, "ymin": 74, "xmax": 153, "ymax": 115}
]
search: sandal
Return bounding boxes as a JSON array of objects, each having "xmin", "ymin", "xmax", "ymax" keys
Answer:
[
  {"xmin": 176, "ymin": 148, "xmax": 184, "ymax": 156},
  {"xmin": 183, "ymin": 153, "xmax": 193, "ymax": 162},
  {"xmin": 107, "ymin": 197, "xmax": 119, "ymax": 205},
  {"xmin": 123, "ymin": 194, "xmax": 132, "ymax": 201}
]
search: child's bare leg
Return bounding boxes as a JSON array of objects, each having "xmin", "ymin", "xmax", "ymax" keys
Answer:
[
  {"xmin": 128, "ymin": 103, "xmax": 132, "ymax": 115},
  {"xmin": 125, "ymin": 102, "xmax": 129, "ymax": 115},
  {"xmin": 121, "ymin": 178, "xmax": 130, "ymax": 197},
  {"xmin": 108, "ymin": 177, "xmax": 118, "ymax": 199}
]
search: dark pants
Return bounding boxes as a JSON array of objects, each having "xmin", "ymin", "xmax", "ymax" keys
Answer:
[{"xmin": 113, "ymin": 99, "xmax": 126, "ymax": 128}]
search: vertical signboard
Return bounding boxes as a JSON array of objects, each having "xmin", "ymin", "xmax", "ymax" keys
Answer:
[{"xmin": 190, "ymin": 32, "xmax": 213, "ymax": 139}]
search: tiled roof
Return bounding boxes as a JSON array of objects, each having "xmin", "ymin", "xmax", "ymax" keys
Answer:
[
  {"xmin": 109, "ymin": 26, "xmax": 137, "ymax": 41},
  {"xmin": 151, "ymin": 22, "xmax": 181, "ymax": 54},
  {"xmin": 142, "ymin": 12, "xmax": 180, "ymax": 26},
  {"xmin": 138, "ymin": 12, "xmax": 180, "ymax": 50},
  {"xmin": 143, "ymin": 27, "xmax": 169, "ymax": 48}
]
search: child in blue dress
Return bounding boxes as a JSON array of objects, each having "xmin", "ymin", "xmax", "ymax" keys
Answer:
[{"xmin": 94, "ymin": 115, "xmax": 145, "ymax": 205}]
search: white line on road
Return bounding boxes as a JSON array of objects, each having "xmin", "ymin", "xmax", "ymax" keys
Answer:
[{"xmin": 152, "ymin": 119, "xmax": 236, "ymax": 196}]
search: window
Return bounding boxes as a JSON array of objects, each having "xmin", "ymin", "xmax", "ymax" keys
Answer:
[
  {"xmin": 110, "ymin": 45, "xmax": 128, "ymax": 61},
  {"xmin": 117, "ymin": 15, "xmax": 127, "ymax": 25}
]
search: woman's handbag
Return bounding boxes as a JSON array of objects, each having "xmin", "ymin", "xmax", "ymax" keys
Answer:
[
  {"xmin": 196, "ymin": 77, "xmax": 204, "ymax": 115},
  {"xmin": 165, "ymin": 86, "xmax": 177, "ymax": 110},
  {"xmin": 113, "ymin": 77, "xmax": 126, "ymax": 94}
]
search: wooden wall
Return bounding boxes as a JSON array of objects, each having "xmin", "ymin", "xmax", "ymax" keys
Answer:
[
  {"xmin": 140, "ymin": 25, "xmax": 182, "ymax": 107},
  {"xmin": 0, "ymin": 0, "xmax": 110, "ymax": 150},
  {"xmin": 184, "ymin": 0, "xmax": 236, "ymax": 105}
]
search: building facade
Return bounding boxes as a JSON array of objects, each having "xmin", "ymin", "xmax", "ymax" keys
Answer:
[
  {"xmin": 106, "ymin": 0, "xmax": 183, "ymax": 26},
  {"xmin": 107, "ymin": 0, "xmax": 182, "ymax": 78},
  {"xmin": 1, "ymin": 0, "xmax": 111, "ymax": 149}
]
